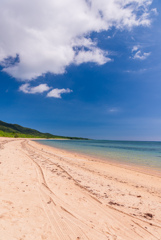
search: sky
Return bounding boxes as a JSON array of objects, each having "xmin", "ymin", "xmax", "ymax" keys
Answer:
[{"xmin": 0, "ymin": 0, "xmax": 161, "ymax": 140}]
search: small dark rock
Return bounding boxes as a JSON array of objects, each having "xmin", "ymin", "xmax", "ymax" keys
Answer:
[{"xmin": 144, "ymin": 213, "xmax": 153, "ymax": 219}]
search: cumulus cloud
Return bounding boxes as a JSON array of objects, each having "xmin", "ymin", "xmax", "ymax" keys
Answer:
[
  {"xmin": 47, "ymin": 88, "xmax": 73, "ymax": 98},
  {"xmin": 0, "ymin": 0, "xmax": 154, "ymax": 81},
  {"xmin": 19, "ymin": 83, "xmax": 73, "ymax": 98},
  {"xmin": 75, "ymin": 48, "xmax": 111, "ymax": 65},
  {"xmin": 19, "ymin": 83, "xmax": 50, "ymax": 94}
]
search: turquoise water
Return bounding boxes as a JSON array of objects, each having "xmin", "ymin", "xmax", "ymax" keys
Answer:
[{"xmin": 35, "ymin": 140, "xmax": 161, "ymax": 170}]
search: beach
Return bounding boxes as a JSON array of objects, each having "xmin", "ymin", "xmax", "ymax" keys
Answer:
[{"xmin": 0, "ymin": 137, "xmax": 161, "ymax": 240}]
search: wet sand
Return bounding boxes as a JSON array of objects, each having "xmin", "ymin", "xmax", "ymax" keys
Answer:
[{"xmin": 0, "ymin": 137, "xmax": 161, "ymax": 240}]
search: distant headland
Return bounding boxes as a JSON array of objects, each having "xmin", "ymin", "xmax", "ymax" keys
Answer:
[{"xmin": 0, "ymin": 120, "xmax": 89, "ymax": 140}]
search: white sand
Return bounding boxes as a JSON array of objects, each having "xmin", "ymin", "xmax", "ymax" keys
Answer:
[{"xmin": 0, "ymin": 137, "xmax": 161, "ymax": 240}]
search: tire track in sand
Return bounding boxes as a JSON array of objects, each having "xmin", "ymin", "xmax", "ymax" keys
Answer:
[
  {"xmin": 21, "ymin": 140, "xmax": 161, "ymax": 240},
  {"xmin": 21, "ymin": 143, "xmax": 110, "ymax": 239}
]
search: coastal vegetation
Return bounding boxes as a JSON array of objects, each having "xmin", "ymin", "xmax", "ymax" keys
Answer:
[{"xmin": 0, "ymin": 120, "xmax": 88, "ymax": 140}]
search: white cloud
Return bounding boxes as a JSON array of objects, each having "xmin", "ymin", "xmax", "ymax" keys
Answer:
[
  {"xmin": 125, "ymin": 68, "xmax": 148, "ymax": 73},
  {"xmin": 47, "ymin": 88, "xmax": 73, "ymax": 98},
  {"xmin": 132, "ymin": 45, "xmax": 139, "ymax": 52},
  {"xmin": 151, "ymin": 8, "xmax": 158, "ymax": 15},
  {"xmin": 131, "ymin": 45, "xmax": 151, "ymax": 60},
  {"xmin": 19, "ymin": 83, "xmax": 73, "ymax": 98},
  {"xmin": 75, "ymin": 48, "xmax": 111, "ymax": 65},
  {"xmin": 108, "ymin": 107, "xmax": 120, "ymax": 113},
  {"xmin": 19, "ymin": 83, "xmax": 50, "ymax": 94},
  {"xmin": 0, "ymin": 0, "xmax": 153, "ymax": 81},
  {"xmin": 133, "ymin": 50, "xmax": 151, "ymax": 60}
]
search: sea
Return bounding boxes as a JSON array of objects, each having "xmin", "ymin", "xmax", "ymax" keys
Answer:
[{"xmin": 35, "ymin": 139, "xmax": 161, "ymax": 171}]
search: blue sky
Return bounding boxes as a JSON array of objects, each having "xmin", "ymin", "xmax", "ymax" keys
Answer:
[{"xmin": 0, "ymin": 0, "xmax": 161, "ymax": 140}]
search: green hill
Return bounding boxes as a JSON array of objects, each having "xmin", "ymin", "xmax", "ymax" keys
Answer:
[{"xmin": 0, "ymin": 120, "xmax": 88, "ymax": 140}]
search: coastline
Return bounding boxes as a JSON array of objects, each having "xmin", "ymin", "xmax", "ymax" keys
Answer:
[
  {"xmin": 1, "ymin": 137, "xmax": 161, "ymax": 239},
  {"xmin": 35, "ymin": 139, "xmax": 161, "ymax": 178}
]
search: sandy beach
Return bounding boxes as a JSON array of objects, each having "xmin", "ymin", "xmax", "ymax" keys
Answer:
[{"xmin": 0, "ymin": 137, "xmax": 161, "ymax": 240}]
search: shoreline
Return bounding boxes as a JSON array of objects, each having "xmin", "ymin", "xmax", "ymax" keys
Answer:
[
  {"xmin": 34, "ymin": 139, "xmax": 161, "ymax": 178},
  {"xmin": 1, "ymin": 137, "xmax": 161, "ymax": 239}
]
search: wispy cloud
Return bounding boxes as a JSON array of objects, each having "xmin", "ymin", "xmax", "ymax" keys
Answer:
[
  {"xmin": 47, "ymin": 88, "xmax": 73, "ymax": 98},
  {"xmin": 125, "ymin": 68, "xmax": 148, "ymax": 73},
  {"xmin": 133, "ymin": 50, "xmax": 151, "ymax": 60},
  {"xmin": 132, "ymin": 45, "xmax": 139, "ymax": 52},
  {"xmin": 108, "ymin": 107, "xmax": 120, "ymax": 114},
  {"xmin": 131, "ymin": 45, "xmax": 151, "ymax": 60},
  {"xmin": 0, "ymin": 0, "xmax": 154, "ymax": 81},
  {"xmin": 151, "ymin": 8, "xmax": 158, "ymax": 15},
  {"xmin": 19, "ymin": 83, "xmax": 51, "ymax": 94}
]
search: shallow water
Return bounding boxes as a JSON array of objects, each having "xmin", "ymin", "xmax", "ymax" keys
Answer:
[{"xmin": 35, "ymin": 139, "xmax": 161, "ymax": 170}]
